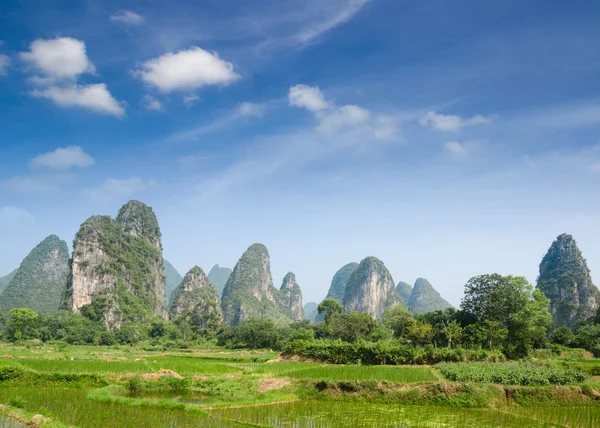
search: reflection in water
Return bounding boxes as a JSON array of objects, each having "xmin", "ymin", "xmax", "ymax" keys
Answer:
[{"xmin": 0, "ymin": 415, "xmax": 27, "ymax": 428}]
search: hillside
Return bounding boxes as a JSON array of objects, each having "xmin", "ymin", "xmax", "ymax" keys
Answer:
[
  {"xmin": 407, "ymin": 278, "xmax": 453, "ymax": 315},
  {"xmin": 164, "ymin": 260, "xmax": 183, "ymax": 304},
  {"xmin": 64, "ymin": 200, "xmax": 166, "ymax": 330},
  {"xmin": 207, "ymin": 264, "xmax": 233, "ymax": 297},
  {"xmin": 0, "ymin": 235, "xmax": 69, "ymax": 314},
  {"xmin": 537, "ymin": 233, "xmax": 599, "ymax": 328}
]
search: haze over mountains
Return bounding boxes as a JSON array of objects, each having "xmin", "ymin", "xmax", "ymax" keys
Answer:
[{"xmin": 1, "ymin": 200, "xmax": 598, "ymax": 333}]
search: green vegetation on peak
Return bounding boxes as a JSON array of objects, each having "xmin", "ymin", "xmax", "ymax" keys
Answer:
[
  {"xmin": 67, "ymin": 202, "xmax": 166, "ymax": 330},
  {"xmin": 221, "ymin": 243, "xmax": 292, "ymax": 326},
  {"xmin": 163, "ymin": 260, "xmax": 183, "ymax": 304},
  {"xmin": 407, "ymin": 278, "xmax": 453, "ymax": 315},
  {"xmin": 169, "ymin": 266, "xmax": 223, "ymax": 331},
  {"xmin": 396, "ymin": 281, "xmax": 412, "ymax": 303},
  {"xmin": 326, "ymin": 262, "xmax": 359, "ymax": 302},
  {"xmin": 116, "ymin": 200, "xmax": 161, "ymax": 241},
  {"xmin": 0, "ymin": 234, "xmax": 69, "ymax": 314},
  {"xmin": 343, "ymin": 257, "xmax": 402, "ymax": 319},
  {"xmin": 537, "ymin": 233, "xmax": 599, "ymax": 329},
  {"xmin": 207, "ymin": 264, "xmax": 233, "ymax": 298},
  {"xmin": 0, "ymin": 268, "xmax": 17, "ymax": 294}
]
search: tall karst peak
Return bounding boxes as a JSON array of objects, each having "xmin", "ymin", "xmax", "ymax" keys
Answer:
[
  {"xmin": 169, "ymin": 266, "xmax": 223, "ymax": 330},
  {"xmin": 0, "ymin": 234, "xmax": 69, "ymax": 314},
  {"xmin": 207, "ymin": 264, "xmax": 233, "ymax": 298},
  {"xmin": 221, "ymin": 243, "xmax": 293, "ymax": 326},
  {"xmin": 537, "ymin": 233, "xmax": 599, "ymax": 329},
  {"xmin": 343, "ymin": 257, "xmax": 402, "ymax": 319},
  {"xmin": 326, "ymin": 262, "xmax": 359, "ymax": 302},
  {"xmin": 163, "ymin": 260, "xmax": 183, "ymax": 304},
  {"xmin": 396, "ymin": 281, "xmax": 413, "ymax": 303},
  {"xmin": 65, "ymin": 201, "xmax": 166, "ymax": 330},
  {"xmin": 116, "ymin": 200, "xmax": 161, "ymax": 241},
  {"xmin": 407, "ymin": 278, "xmax": 453, "ymax": 315},
  {"xmin": 279, "ymin": 272, "xmax": 304, "ymax": 321}
]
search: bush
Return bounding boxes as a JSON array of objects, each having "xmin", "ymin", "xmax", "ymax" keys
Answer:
[
  {"xmin": 436, "ymin": 361, "xmax": 588, "ymax": 386},
  {"xmin": 8, "ymin": 396, "xmax": 26, "ymax": 408},
  {"xmin": 282, "ymin": 339, "xmax": 504, "ymax": 365},
  {"xmin": 128, "ymin": 375, "xmax": 146, "ymax": 395}
]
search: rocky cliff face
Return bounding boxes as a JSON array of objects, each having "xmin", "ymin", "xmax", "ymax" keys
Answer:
[
  {"xmin": 65, "ymin": 201, "xmax": 166, "ymax": 330},
  {"xmin": 279, "ymin": 272, "xmax": 304, "ymax": 321},
  {"xmin": 407, "ymin": 278, "xmax": 453, "ymax": 315},
  {"xmin": 169, "ymin": 266, "xmax": 223, "ymax": 330},
  {"xmin": 207, "ymin": 264, "xmax": 233, "ymax": 297},
  {"xmin": 396, "ymin": 281, "xmax": 413, "ymax": 304},
  {"xmin": 221, "ymin": 243, "xmax": 293, "ymax": 326},
  {"xmin": 343, "ymin": 257, "xmax": 402, "ymax": 319},
  {"xmin": 164, "ymin": 260, "xmax": 183, "ymax": 304},
  {"xmin": 537, "ymin": 233, "xmax": 599, "ymax": 329},
  {"xmin": 0, "ymin": 235, "xmax": 69, "ymax": 314}
]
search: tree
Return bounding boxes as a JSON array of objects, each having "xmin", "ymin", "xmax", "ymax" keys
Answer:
[
  {"xmin": 460, "ymin": 274, "xmax": 552, "ymax": 357},
  {"xmin": 4, "ymin": 308, "xmax": 39, "ymax": 341},
  {"xmin": 405, "ymin": 322, "xmax": 435, "ymax": 345},
  {"xmin": 552, "ymin": 326, "xmax": 575, "ymax": 346},
  {"xmin": 328, "ymin": 312, "xmax": 377, "ymax": 343},
  {"xmin": 317, "ymin": 299, "xmax": 343, "ymax": 323},
  {"xmin": 443, "ymin": 321, "xmax": 463, "ymax": 348},
  {"xmin": 382, "ymin": 305, "xmax": 413, "ymax": 339}
]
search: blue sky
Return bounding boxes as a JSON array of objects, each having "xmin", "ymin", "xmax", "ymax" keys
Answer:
[{"xmin": 1, "ymin": 0, "xmax": 600, "ymax": 306}]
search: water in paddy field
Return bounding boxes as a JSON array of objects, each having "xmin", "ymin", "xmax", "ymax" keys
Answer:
[{"xmin": 0, "ymin": 416, "xmax": 27, "ymax": 428}]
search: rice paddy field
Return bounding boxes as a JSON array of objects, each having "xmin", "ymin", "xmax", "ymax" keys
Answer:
[{"xmin": 1, "ymin": 343, "xmax": 600, "ymax": 427}]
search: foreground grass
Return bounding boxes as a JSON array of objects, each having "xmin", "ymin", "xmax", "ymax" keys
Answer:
[
  {"xmin": 0, "ymin": 388, "xmax": 247, "ymax": 427},
  {"xmin": 210, "ymin": 400, "xmax": 600, "ymax": 427},
  {"xmin": 249, "ymin": 362, "xmax": 436, "ymax": 382}
]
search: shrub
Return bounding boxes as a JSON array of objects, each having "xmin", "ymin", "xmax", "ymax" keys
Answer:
[
  {"xmin": 128, "ymin": 376, "xmax": 146, "ymax": 395},
  {"xmin": 436, "ymin": 361, "xmax": 588, "ymax": 386},
  {"xmin": 282, "ymin": 339, "xmax": 504, "ymax": 365},
  {"xmin": 8, "ymin": 396, "xmax": 26, "ymax": 408}
]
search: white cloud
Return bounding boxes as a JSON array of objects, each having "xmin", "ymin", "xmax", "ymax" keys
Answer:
[
  {"xmin": 183, "ymin": 94, "xmax": 200, "ymax": 106},
  {"xmin": 373, "ymin": 116, "xmax": 400, "ymax": 141},
  {"xmin": 444, "ymin": 140, "xmax": 481, "ymax": 160},
  {"xmin": 0, "ymin": 206, "xmax": 35, "ymax": 226},
  {"xmin": 30, "ymin": 146, "xmax": 94, "ymax": 170},
  {"xmin": 289, "ymin": 84, "xmax": 399, "ymax": 142},
  {"xmin": 0, "ymin": 55, "xmax": 9, "ymax": 76},
  {"xmin": 318, "ymin": 104, "xmax": 370, "ymax": 134},
  {"xmin": 110, "ymin": 10, "xmax": 144, "ymax": 26},
  {"xmin": 87, "ymin": 177, "xmax": 157, "ymax": 202},
  {"xmin": 238, "ymin": 102, "xmax": 265, "ymax": 117},
  {"xmin": 142, "ymin": 94, "xmax": 163, "ymax": 111},
  {"xmin": 289, "ymin": 84, "xmax": 329, "ymax": 112},
  {"xmin": 295, "ymin": 0, "xmax": 370, "ymax": 45},
  {"xmin": 20, "ymin": 37, "xmax": 95, "ymax": 81},
  {"xmin": 134, "ymin": 47, "xmax": 240, "ymax": 92},
  {"xmin": 31, "ymin": 84, "xmax": 125, "ymax": 117},
  {"xmin": 420, "ymin": 111, "xmax": 492, "ymax": 132}
]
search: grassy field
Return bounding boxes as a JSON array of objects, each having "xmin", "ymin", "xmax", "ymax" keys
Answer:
[{"xmin": 1, "ymin": 343, "xmax": 600, "ymax": 427}]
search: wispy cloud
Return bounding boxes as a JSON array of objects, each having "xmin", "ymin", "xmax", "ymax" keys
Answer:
[
  {"xmin": 30, "ymin": 146, "xmax": 94, "ymax": 170},
  {"xmin": 142, "ymin": 94, "xmax": 163, "ymax": 111},
  {"xmin": 420, "ymin": 111, "xmax": 493, "ymax": 132},
  {"xmin": 110, "ymin": 10, "xmax": 144, "ymax": 26}
]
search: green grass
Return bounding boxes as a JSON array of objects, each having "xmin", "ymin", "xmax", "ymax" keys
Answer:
[
  {"xmin": 0, "ymin": 387, "xmax": 244, "ymax": 427},
  {"xmin": 210, "ymin": 401, "xmax": 563, "ymax": 427},
  {"xmin": 248, "ymin": 362, "xmax": 436, "ymax": 382}
]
